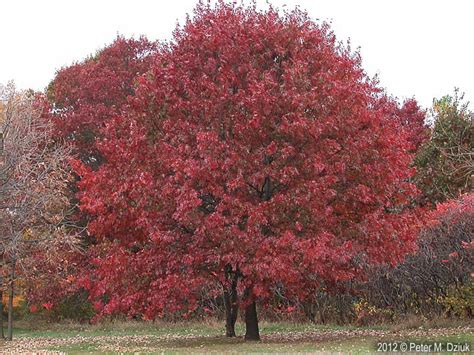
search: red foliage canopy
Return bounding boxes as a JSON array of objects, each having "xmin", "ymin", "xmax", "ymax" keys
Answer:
[
  {"xmin": 428, "ymin": 192, "xmax": 474, "ymax": 234},
  {"xmin": 375, "ymin": 97, "xmax": 428, "ymax": 153},
  {"xmin": 26, "ymin": 37, "xmax": 158, "ymax": 313},
  {"xmin": 48, "ymin": 36, "xmax": 157, "ymax": 166},
  {"xmin": 75, "ymin": 3, "xmax": 422, "ymax": 319}
]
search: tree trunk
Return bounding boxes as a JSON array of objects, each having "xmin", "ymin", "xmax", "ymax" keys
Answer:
[
  {"xmin": 7, "ymin": 258, "xmax": 15, "ymax": 341},
  {"xmin": 223, "ymin": 265, "xmax": 239, "ymax": 337},
  {"xmin": 0, "ymin": 253, "xmax": 5, "ymax": 339},
  {"xmin": 0, "ymin": 253, "xmax": 4, "ymax": 339},
  {"xmin": 223, "ymin": 279, "xmax": 238, "ymax": 337},
  {"xmin": 244, "ymin": 288, "xmax": 260, "ymax": 341}
]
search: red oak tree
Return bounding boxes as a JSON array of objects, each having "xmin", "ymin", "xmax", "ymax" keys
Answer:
[{"xmin": 75, "ymin": 3, "xmax": 422, "ymax": 339}]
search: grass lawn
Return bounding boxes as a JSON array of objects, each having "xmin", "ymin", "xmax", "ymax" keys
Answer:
[{"xmin": 0, "ymin": 320, "xmax": 472, "ymax": 353}]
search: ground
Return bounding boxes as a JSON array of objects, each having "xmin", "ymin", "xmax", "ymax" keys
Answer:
[{"xmin": 0, "ymin": 321, "xmax": 472, "ymax": 353}]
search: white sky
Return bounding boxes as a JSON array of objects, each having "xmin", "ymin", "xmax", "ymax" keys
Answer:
[{"xmin": 1, "ymin": 0, "xmax": 473, "ymax": 109}]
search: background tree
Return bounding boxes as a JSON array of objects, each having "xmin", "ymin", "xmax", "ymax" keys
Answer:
[
  {"xmin": 0, "ymin": 83, "xmax": 76, "ymax": 340},
  {"xmin": 414, "ymin": 90, "xmax": 473, "ymax": 205},
  {"xmin": 25, "ymin": 37, "xmax": 160, "ymax": 319},
  {"xmin": 47, "ymin": 36, "xmax": 157, "ymax": 168},
  {"xmin": 75, "ymin": 2, "xmax": 421, "ymax": 340}
]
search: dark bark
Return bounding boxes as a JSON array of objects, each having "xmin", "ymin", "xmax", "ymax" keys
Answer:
[
  {"xmin": 242, "ymin": 172, "xmax": 269, "ymax": 342},
  {"xmin": 0, "ymin": 253, "xmax": 4, "ymax": 339},
  {"xmin": 223, "ymin": 290, "xmax": 238, "ymax": 337},
  {"xmin": 7, "ymin": 258, "xmax": 15, "ymax": 341},
  {"xmin": 244, "ymin": 288, "xmax": 260, "ymax": 341},
  {"xmin": 223, "ymin": 265, "xmax": 239, "ymax": 337}
]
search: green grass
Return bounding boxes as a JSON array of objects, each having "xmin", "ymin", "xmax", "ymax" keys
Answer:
[
  {"xmin": 44, "ymin": 333, "xmax": 474, "ymax": 354},
  {"xmin": 311, "ymin": 333, "xmax": 474, "ymax": 354},
  {"xmin": 49, "ymin": 342, "xmax": 100, "ymax": 353},
  {"xmin": 12, "ymin": 320, "xmax": 381, "ymax": 338},
  {"xmin": 4, "ymin": 320, "xmax": 472, "ymax": 354}
]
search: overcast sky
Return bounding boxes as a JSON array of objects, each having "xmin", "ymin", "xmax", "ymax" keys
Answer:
[{"xmin": 1, "ymin": 0, "xmax": 473, "ymax": 109}]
